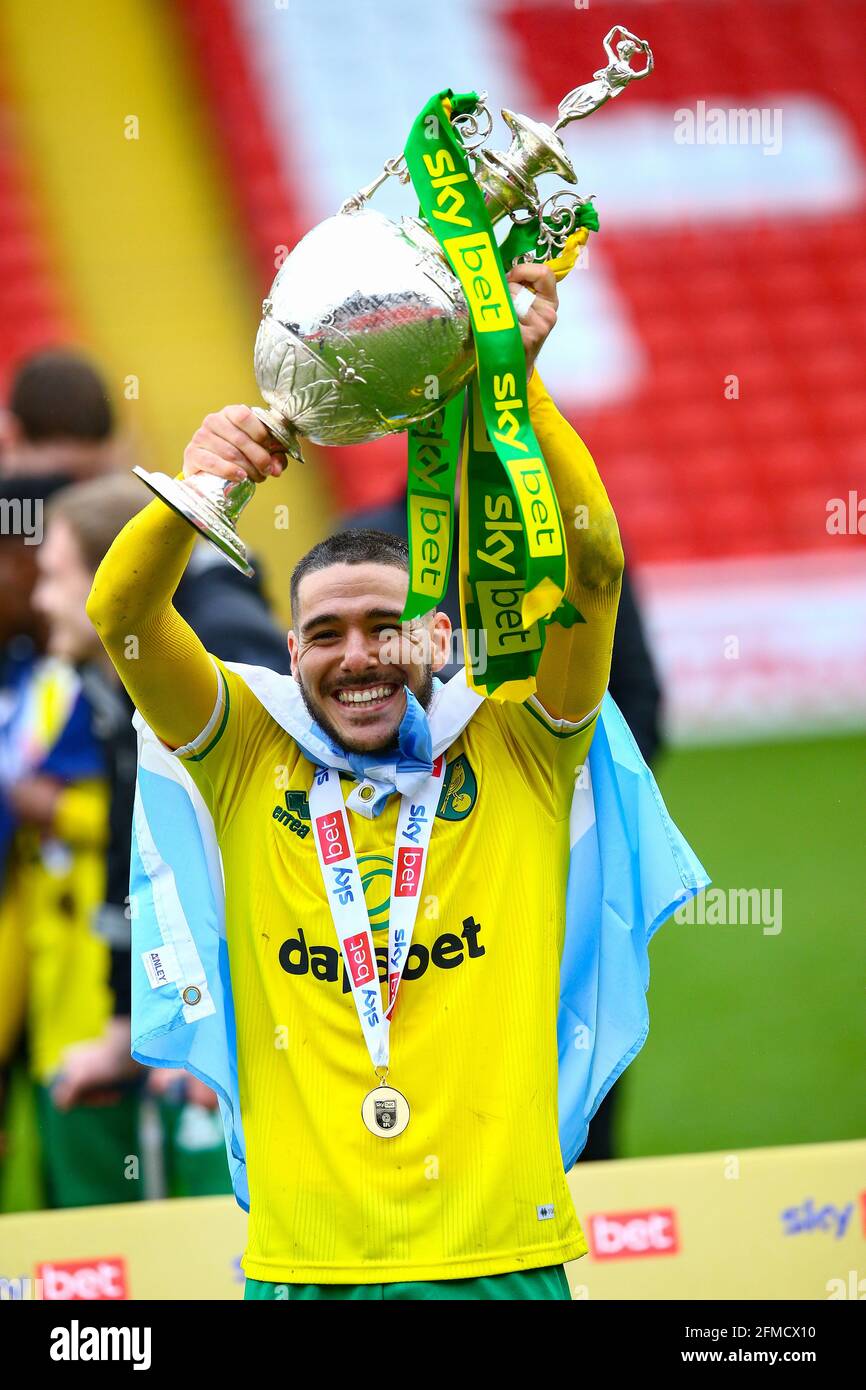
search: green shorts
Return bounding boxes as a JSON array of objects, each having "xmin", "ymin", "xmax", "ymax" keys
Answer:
[{"xmin": 244, "ymin": 1265, "xmax": 571, "ymax": 1301}]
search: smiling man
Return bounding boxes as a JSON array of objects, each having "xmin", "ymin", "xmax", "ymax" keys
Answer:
[
  {"xmin": 287, "ymin": 535, "xmax": 449, "ymax": 752},
  {"xmin": 86, "ymin": 261, "xmax": 625, "ymax": 1300}
]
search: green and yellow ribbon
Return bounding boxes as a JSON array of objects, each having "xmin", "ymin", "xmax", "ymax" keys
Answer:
[{"xmin": 401, "ymin": 89, "xmax": 570, "ymax": 700}]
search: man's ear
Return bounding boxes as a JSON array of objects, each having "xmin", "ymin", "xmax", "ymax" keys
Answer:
[
  {"xmin": 287, "ymin": 629, "xmax": 300, "ymax": 679},
  {"xmin": 429, "ymin": 610, "xmax": 452, "ymax": 673}
]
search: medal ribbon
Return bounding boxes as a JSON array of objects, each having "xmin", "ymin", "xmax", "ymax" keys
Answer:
[
  {"xmin": 308, "ymin": 757, "xmax": 446, "ymax": 1073},
  {"xmin": 402, "ymin": 89, "xmax": 568, "ymax": 700}
]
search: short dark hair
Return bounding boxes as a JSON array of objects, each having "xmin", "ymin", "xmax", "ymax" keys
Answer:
[
  {"xmin": 290, "ymin": 528, "xmax": 409, "ymax": 621},
  {"xmin": 9, "ymin": 350, "xmax": 113, "ymax": 442},
  {"xmin": 45, "ymin": 474, "xmax": 147, "ymax": 572}
]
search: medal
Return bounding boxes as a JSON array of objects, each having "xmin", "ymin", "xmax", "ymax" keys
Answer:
[
  {"xmin": 362, "ymin": 1077, "xmax": 411, "ymax": 1139},
  {"xmin": 309, "ymin": 758, "xmax": 446, "ymax": 1138}
]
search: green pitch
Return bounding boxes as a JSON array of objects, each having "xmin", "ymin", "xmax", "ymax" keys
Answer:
[{"xmin": 620, "ymin": 731, "xmax": 866, "ymax": 1157}]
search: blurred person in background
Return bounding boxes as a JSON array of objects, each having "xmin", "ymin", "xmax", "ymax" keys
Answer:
[
  {"xmin": 37, "ymin": 470, "xmax": 295, "ymax": 1201},
  {"xmin": 0, "ymin": 352, "xmax": 132, "ymax": 936},
  {"xmin": 0, "ymin": 473, "xmax": 123, "ymax": 1209},
  {"xmin": 0, "ymin": 351, "xmax": 121, "ymax": 929},
  {"xmin": 0, "ymin": 352, "xmax": 141, "ymax": 1209},
  {"xmin": 24, "ymin": 477, "xmax": 226, "ymax": 1200},
  {"xmin": 0, "ymin": 350, "xmax": 294, "ymax": 1208},
  {"xmin": 0, "ymin": 349, "xmax": 117, "ymax": 483}
]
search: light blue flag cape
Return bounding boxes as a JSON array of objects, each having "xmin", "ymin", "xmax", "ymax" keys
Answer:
[{"xmin": 129, "ymin": 665, "xmax": 709, "ymax": 1211}]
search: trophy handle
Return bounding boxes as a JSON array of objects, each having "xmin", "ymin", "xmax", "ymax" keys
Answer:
[{"xmin": 337, "ymin": 155, "xmax": 411, "ymax": 216}]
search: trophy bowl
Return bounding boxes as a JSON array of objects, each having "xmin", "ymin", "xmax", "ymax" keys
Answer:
[{"xmin": 254, "ymin": 208, "xmax": 475, "ymax": 450}]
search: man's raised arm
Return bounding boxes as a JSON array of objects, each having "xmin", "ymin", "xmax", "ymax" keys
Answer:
[
  {"xmin": 86, "ymin": 406, "xmax": 285, "ymax": 749},
  {"xmin": 526, "ymin": 366, "xmax": 623, "ymax": 725},
  {"xmin": 510, "ymin": 262, "xmax": 624, "ymax": 726}
]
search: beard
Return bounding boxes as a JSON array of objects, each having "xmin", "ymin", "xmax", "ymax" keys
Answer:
[{"xmin": 296, "ymin": 664, "xmax": 435, "ymax": 755}]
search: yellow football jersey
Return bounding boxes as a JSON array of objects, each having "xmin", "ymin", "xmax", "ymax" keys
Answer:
[
  {"xmin": 181, "ymin": 656, "xmax": 597, "ymax": 1284},
  {"xmin": 15, "ymin": 780, "xmax": 111, "ymax": 1083},
  {"xmin": 1, "ymin": 660, "xmax": 111, "ymax": 1081}
]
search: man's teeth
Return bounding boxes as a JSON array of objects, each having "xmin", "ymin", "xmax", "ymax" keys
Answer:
[{"xmin": 335, "ymin": 685, "xmax": 396, "ymax": 706}]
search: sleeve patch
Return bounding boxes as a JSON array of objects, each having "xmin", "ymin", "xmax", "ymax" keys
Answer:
[
  {"xmin": 173, "ymin": 662, "xmax": 231, "ymax": 761},
  {"xmin": 523, "ymin": 693, "xmax": 602, "ymax": 739}
]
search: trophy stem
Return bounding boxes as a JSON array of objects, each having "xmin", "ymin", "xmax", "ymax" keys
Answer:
[
  {"xmin": 471, "ymin": 111, "xmax": 577, "ymax": 231},
  {"xmin": 132, "ymin": 466, "xmax": 257, "ymax": 578},
  {"xmin": 250, "ymin": 405, "xmax": 304, "ymax": 461}
]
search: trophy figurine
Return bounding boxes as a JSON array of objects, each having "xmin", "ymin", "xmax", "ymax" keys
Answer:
[{"xmin": 132, "ymin": 24, "xmax": 653, "ymax": 582}]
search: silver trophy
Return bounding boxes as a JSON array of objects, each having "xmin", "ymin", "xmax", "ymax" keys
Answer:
[{"xmin": 134, "ymin": 26, "xmax": 653, "ymax": 575}]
